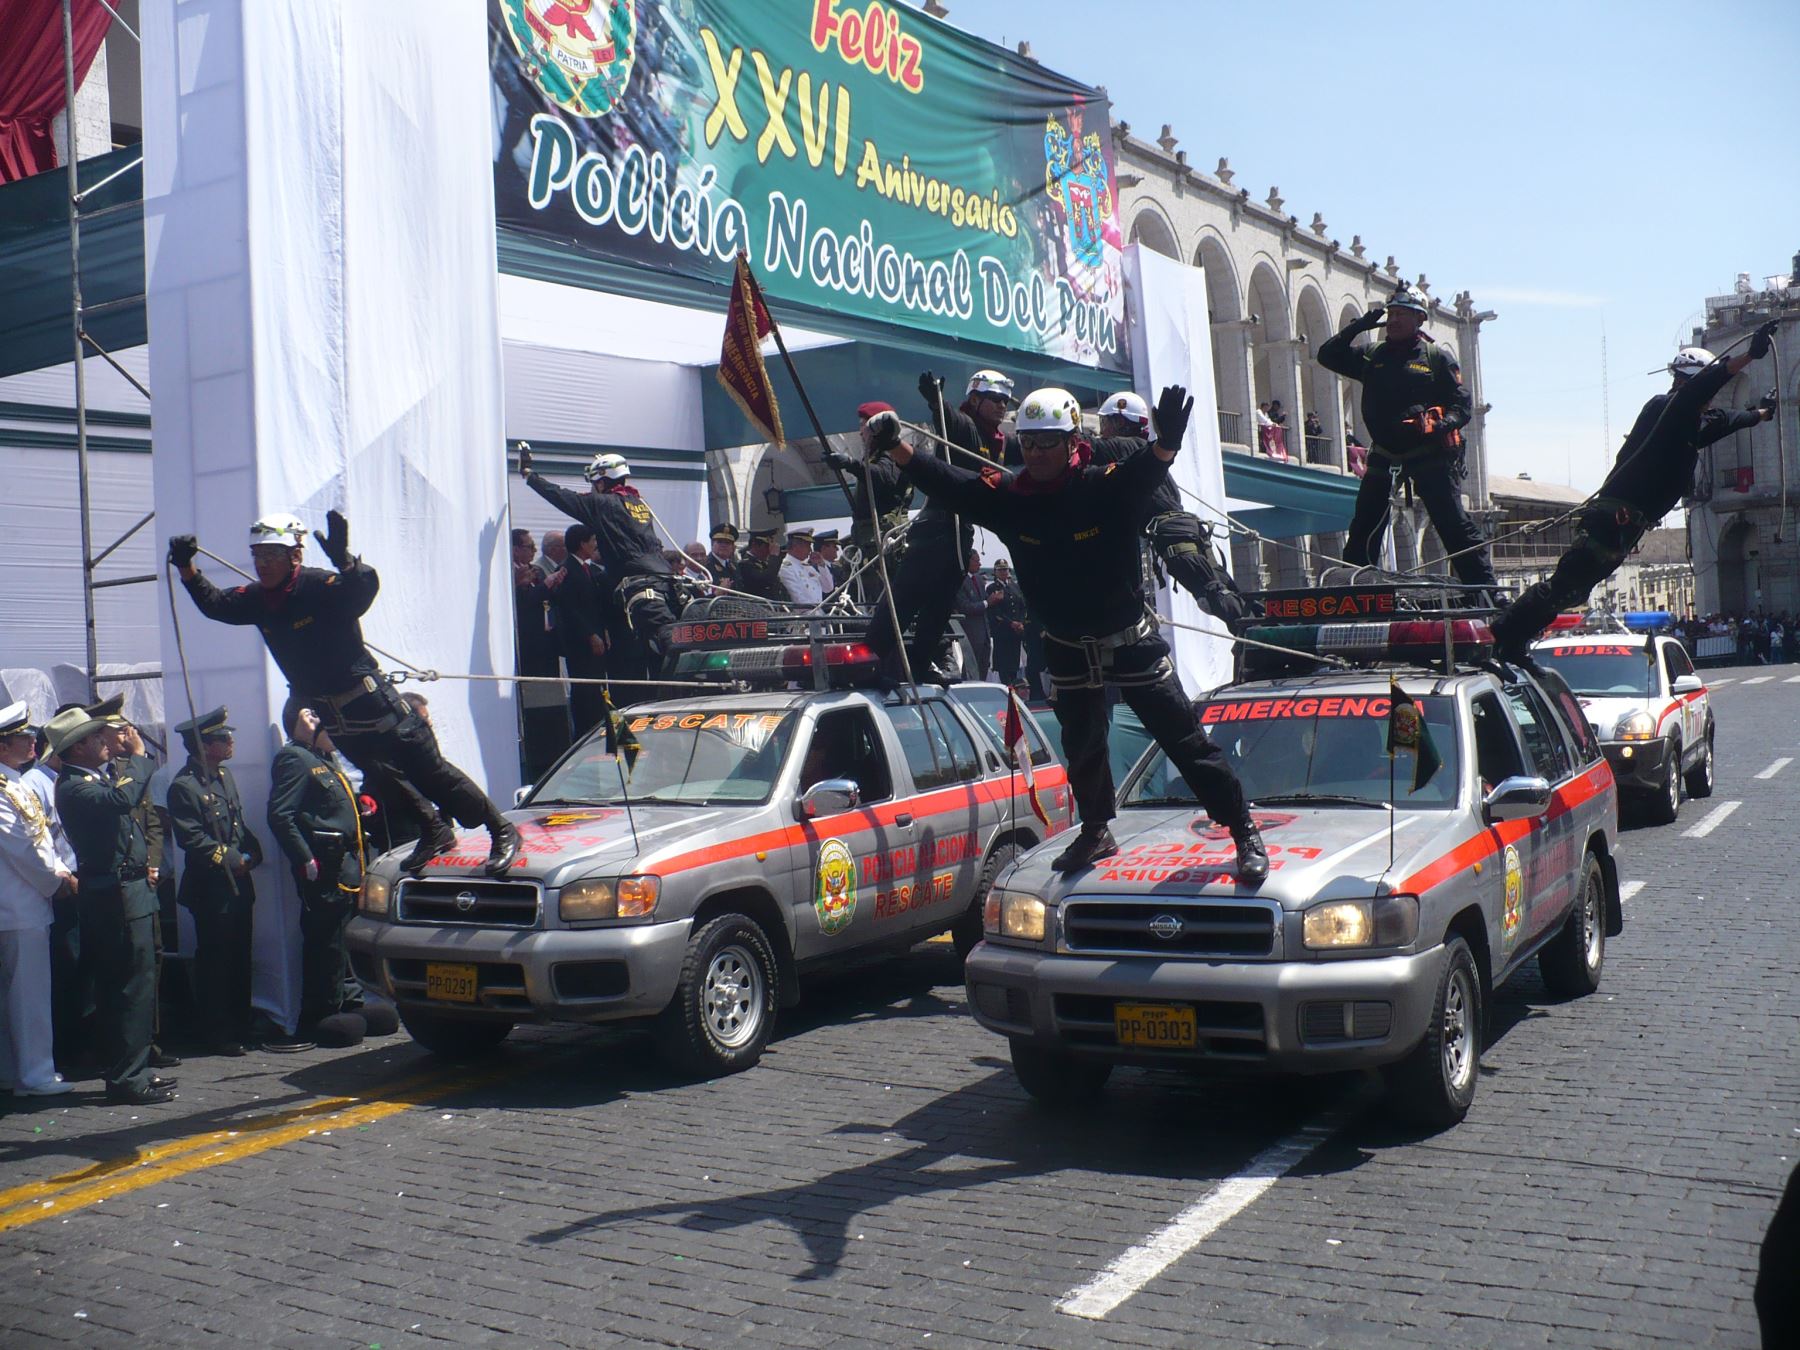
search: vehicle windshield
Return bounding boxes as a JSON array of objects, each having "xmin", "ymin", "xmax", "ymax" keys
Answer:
[
  {"xmin": 529, "ymin": 708, "xmax": 798, "ymax": 806},
  {"xmin": 1123, "ymin": 692, "xmax": 1462, "ymax": 809},
  {"xmin": 1532, "ymin": 644, "xmax": 1656, "ymax": 696}
]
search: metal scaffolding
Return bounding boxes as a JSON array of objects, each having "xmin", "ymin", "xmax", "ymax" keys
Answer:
[{"xmin": 61, "ymin": 0, "xmax": 152, "ymax": 702}]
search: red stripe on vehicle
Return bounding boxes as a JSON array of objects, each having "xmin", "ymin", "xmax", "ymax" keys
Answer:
[{"xmin": 1398, "ymin": 764, "xmax": 1613, "ymax": 895}]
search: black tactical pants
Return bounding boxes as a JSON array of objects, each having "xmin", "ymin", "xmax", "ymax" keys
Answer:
[
  {"xmin": 1343, "ymin": 449, "xmax": 1498, "ymax": 587},
  {"xmin": 192, "ymin": 891, "xmax": 255, "ymax": 1042},
  {"xmin": 297, "ymin": 875, "xmax": 355, "ymax": 1031},
  {"xmin": 992, "ymin": 628, "xmax": 1023, "ymax": 685},
  {"xmin": 1146, "ymin": 512, "xmax": 1254, "ymax": 623},
  {"xmin": 612, "ymin": 575, "xmax": 683, "ymax": 684},
  {"xmin": 1492, "ymin": 504, "xmax": 1644, "ymax": 658},
  {"xmin": 327, "ymin": 683, "xmax": 500, "ymax": 839},
  {"xmin": 864, "ymin": 518, "xmax": 965, "ymax": 677},
  {"xmin": 1045, "ymin": 631, "xmax": 1248, "ymax": 831},
  {"xmin": 82, "ymin": 898, "xmax": 156, "ymax": 1093},
  {"xmin": 49, "ymin": 893, "xmax": 87, "ymax": 1070}
]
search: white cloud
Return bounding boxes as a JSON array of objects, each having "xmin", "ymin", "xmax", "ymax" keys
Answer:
[{"xmin": 1471, "ymin": 286, "xmax": 1606, "ymax": 308}]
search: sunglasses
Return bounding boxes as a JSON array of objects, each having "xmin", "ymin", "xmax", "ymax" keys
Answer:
[{"xmin": 1019, "ymin": 432, "xmax": 1068, "ymax": 451}]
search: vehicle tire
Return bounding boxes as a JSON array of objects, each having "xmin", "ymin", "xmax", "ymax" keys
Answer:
[
  {"xmin": 1009, "ymin": 1039, "xmax": 1112, "ymax": 1107},
  {"xmin": 1383, "ymin": 936, "xmax": 1481, "ymax": 1130},
  {"xmin": 953, "ymin": 843, "xmax": 1020, "ymax": 959},
  {"xmin": 656, "ymin": 913, "xmax": 779, "ymax": 1078},
  {"xmin": 1539, "ymin": 852, "xmax": 1606, "ymax": 997},
  {"xmin": 1644, "ymin": 740, "xmax": 1681, "ymax": 825},
  {"xmin": 398, "ymin": 1008, "xmax": 513, "ymax": 1059},
  {"xmin": 1684, "ymin": 728, "xmax": 1715, "ymax": 800}
]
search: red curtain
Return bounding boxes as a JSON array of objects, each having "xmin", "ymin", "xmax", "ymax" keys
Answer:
[{"xmin": 0, "ymin": 0, "xmax": 114, "ymax": 184}]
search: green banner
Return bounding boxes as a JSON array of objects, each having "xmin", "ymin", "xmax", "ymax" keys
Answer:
[{"xmin": 490, "ymin": 0, "xmax": 1127, "ymax": 374}]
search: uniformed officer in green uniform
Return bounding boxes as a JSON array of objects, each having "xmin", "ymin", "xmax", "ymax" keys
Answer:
[
  {"xmin": 49, "ymin": 706, "xmax": 175, "ymax": 1104},
  {"xmin": 736, "ymin": 528, "xmax": 787, "ymax": 601},
  {"xmin": 268, "ymin": 697, "xmax": 369, "ymax": 1048},
  {"xmin": 167, "ymin": 707, "xmax": 273, "ymax": 1056}
]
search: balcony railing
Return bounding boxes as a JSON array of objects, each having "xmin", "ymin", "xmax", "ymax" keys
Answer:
[
  {"xmin": 1303, "ymin": 435, "xmax": 1333, "ymax": 466},
  {"xmin": 1218, "ymin": 409, "xmax": 1243, "ymax": 445}
]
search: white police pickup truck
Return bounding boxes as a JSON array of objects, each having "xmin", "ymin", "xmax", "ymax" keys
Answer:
[
  {"xmin": 1528, "ymin": 628, "xmax": 1713, "ymax": 825},
  {"xmin": 964, "ymin": 610, "xmax": 1622, "ymax": 1127},
  {"xmin": 346, "ymin": 639, "xmax": 1070, "ymax": 1076}
]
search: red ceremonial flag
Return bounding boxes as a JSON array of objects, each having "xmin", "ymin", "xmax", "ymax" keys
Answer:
[
  {"xmin": 1004, "ymin": 690, "xmax": 1051, "ymax": 830},
  {"xmin": 716, "ymin": 252, "xmax": 785, "ymax": 448}
]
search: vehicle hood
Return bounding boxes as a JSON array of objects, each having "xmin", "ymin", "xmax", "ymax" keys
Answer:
[
  {"xmin": 1005, "ymin": 803, "xmax": 1464, "ymax": 909},
  {"xmin": 1574, "ymin": 694, "xmax": 1654, "ymax": 738},
  {"xmin": 406, "ymin": 803, "xmax": 761, "ymax": 883}
]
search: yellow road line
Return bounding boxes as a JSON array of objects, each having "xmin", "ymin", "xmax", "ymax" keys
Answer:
[{"xmin": 0, "ymin": 1064, "xmax": 497, "ymax": 1234}]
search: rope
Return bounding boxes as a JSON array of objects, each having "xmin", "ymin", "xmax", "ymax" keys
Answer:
[{"xmin": 1157, "ymin": 611, "xmax": 1354, "ymax": 670}]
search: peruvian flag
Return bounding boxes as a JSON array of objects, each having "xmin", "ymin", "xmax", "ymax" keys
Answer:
[{"xmin": 1003, "ymin": 690, "xmax": 1051, "ymax": 830}]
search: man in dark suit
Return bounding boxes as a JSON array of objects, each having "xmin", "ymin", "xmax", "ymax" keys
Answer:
[
  {"xmin": 512, "ymin": 527, "xmax": 569, "ymax": 780},
  {"xmin": 552, "ymin": 523, "xmax": 612, "ymax": 737},
  {"xmin": 49, "ymin": 706, "xmax": 175, "ymax": 1104}
]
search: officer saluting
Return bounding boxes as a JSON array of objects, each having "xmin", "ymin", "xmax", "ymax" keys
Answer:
[
  {"xmin": 167, "ymin": 707, "xmax": 274, "ymax": 1055},
  {"xmin": 170, "ymin": 511, "xmax": 519, "ymax": 877},
  {"xmin": 1319, "ymin": 282, "xmax": 1497, "ymax": 589},
  {"xmin": 888, "ymin": 385, "xmax": 1269, "ymax": 881},
  {"xmin": 736, "ymin": 528, "xmax": 786, "ymax": 602},
  {"xmin": 49, "ymin": 704, "xmax": 174, "ymax": 1103},
  {"xmin": 703, "ymin": 523, "xmax": 741, "ymax": 589},
  {"xmin": 269, "ymin": 698, "xmax": 369, "ymax": 1048}
]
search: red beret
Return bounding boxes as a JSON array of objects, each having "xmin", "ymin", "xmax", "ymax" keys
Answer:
[{"xmin": 857, "ymin": 401, "xmax": 895, "ymax": 419}]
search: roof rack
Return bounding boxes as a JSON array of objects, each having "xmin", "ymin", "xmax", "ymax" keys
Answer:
[{"xmin": 1234, "ymin": 575, "xmax": 1505, "ymax": 677}]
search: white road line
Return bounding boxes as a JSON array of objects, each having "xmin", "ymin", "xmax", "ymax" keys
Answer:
[
  {"xmin": 1743, "ymin": 676, "xmax": 1774, "ymax": 685},
  {"xmin": 1709, "ymin": 677, "xmax": 1734, "ymax": 685},
  {"xmin": 1683, "ymin": 800, "xmax": 1741, "ymax": 839},
  {"xmin": 1056, "ymin": 1115, "xmax": 1341, "ymax": 1320},
  {"xmin": 1786, "ymin": 675, "xmax": 1800, "ymax": 684},
  {"xmin": 1620, "ymin": 880, "xmax": 1644, "ymax": 903},
  {"xmin": 1757, "ymin": 758, "xmax": 1793, "ymax": 780}
]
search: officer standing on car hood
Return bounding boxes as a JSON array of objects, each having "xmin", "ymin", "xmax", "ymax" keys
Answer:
[{"xmin": 887, "ymin": 385, "xmax": 1268, "ymax": 882}]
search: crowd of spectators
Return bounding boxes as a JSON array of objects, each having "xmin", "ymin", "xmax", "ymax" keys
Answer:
[{"xmin": 1673, "ymin": 612, "xmax": 1800, "ymax": 664}]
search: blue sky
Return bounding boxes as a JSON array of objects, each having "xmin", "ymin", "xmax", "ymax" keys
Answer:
[{"xmin": 941, "ymin": 0, "xmax": 1800, "ymax": 491}]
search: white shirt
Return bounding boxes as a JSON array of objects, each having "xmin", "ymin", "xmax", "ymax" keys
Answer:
[
  {"xmin": 0, "ymin": 763, "xmax": 68, "ymax": 931},
  {"xmin": 780, "ymin": 551, "xmax": 826, "ymax": 606},
  {"xmin": 20, "ymin": 763, "xmax": 75, "ymax": 868}
]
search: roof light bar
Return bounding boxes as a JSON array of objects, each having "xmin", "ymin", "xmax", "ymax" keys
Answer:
[
  {"xmin": 1246, "ymin": 619, "xmax": 1494, "ymax": 665},
  {"xmin": 672, "ymin": 641, "xmax": 880, "ymax": 686}
]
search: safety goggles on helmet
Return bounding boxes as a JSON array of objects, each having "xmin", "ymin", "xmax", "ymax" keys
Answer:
[
  {"xmin": 1100, "ymin": 391, "xmax": 1151, "ymax": 430},
  {"xmin": 248, "ymin": 513, "xmax": 307, "ymax": 549},
  {"xmin": 966, "ymin": 369, "xmax": 1016, "ymax": 402},
  {"xmin": 1387, "ymin": 282, "xmax": 1429, "ymax": 314},
  {"xmin": 1015, "ymin": 387, "xmax": 1081, "ymax": 436},
  {"xmin": 1669, "ymin": 347, "xmax": 1714, "ymax": 378},
  {"xmin": 585, "ymin": 452, "xmax": 631, "ymax": 483}
]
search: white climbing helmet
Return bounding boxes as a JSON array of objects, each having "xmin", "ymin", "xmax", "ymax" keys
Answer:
[
  {"xmin": 584, "ymin": 452, "xmax": 631, "ymax": 483},
  {"xmin": 1098, "ymin": 390, "xmax": 1151, "ymax": 432},
  {"xmin": 1669, "ymin": 347, "xmax": 1714, "ymax": 379},
  {"xmin": 1015, "ymin": 388, "xmax": 1081, "ymax": 436},
  {"xmin": 248, "ymin": 512, "xmax": 307, "ymax": 549},
  {"xmin": 1387, "ymin": 281, "xmax": 1429, "ymax": 314},
  {"xmin": 966, "ymin": 369, "xmax": 1016, "ymax": 401}
]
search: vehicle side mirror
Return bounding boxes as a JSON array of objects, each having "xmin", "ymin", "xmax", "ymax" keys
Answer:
[
  {"xmin": 797, "ymin": 778, "xmax": 860, "ymax": 820},
  {"xmin": 1671, "ymin": 673, "xmax": 1703, "ymax": 694},
  {"xmin": 514, "ymin": 786, "xmax": 532, "ymax": 807},
  {"xmin": 1483, "ymin": 775, "xmax": 1553, "ymax": 822}
]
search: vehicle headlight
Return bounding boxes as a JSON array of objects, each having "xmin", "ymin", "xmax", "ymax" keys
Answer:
[
  {"xmin": 1613, "ymin": 710, "xmax": 1657, "ymax": 742},
  {"xmin": 986, "ymin": 889, "xmax": 1047, "ymax": 941},
  {"xmin": 616, "ymin": 875, "xmax": 660, "ymax": 918},
  {"xmin": 359, "ymin": 874, "xmax": 391, "ymax": 917},
  {"xmin": 1302, "ymin": 895, "xmax": 1418, "ymax": 950},
  {"xmin": 560, "ymin": 876, "xmax": 660, "ymax": 922}
]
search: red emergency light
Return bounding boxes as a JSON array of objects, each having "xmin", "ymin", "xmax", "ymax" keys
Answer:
[
  {"xmin": 1545, "ymin": 613, "xmax": 1585, "ymax": 631},
  {"xmin": 672, "ymin": 641, "xmax": 880, "ymax": 687},
  {"xmin": 1246, "ymin": 619, "xmax": 1494, "ymax": 665}
]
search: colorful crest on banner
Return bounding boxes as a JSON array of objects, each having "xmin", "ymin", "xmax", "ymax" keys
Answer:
[
  {"xmin": 501, "ymin": 0, "xmax": 638, "ymax": 117},
  {"xmin": 1044, "ymin": 113, "xmax": 1113, "ymax": 269}
]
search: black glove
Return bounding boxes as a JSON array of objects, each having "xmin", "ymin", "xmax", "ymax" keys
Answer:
[
  {"xmin": 516, "ymin": 441, "xmax": 534, "ymax": 475},
  {"xmin": 167, "ymin": 535, "xmax": 198, "ymax": 570},
  {"xmin": 1154, "ymin": 385, "xmax": 1194, "ymax": 452},
  {"xmin": 1749, "ymin": 320, "xmax": 1779, "ymax": 361},
  {"xmin": 1354, "ymin": 304, "xmax": 1386, "ymax": 332},
  {"xmin": 314, "ymin": 510, "xmax": 350, "ymax": 569},
  {"xmin": 918, "ymin": 371, "xmax": 944, "ymax": 405},
  {"xmin": 822, "ymin": 446, "xmax": 853, "ymax": 471}
]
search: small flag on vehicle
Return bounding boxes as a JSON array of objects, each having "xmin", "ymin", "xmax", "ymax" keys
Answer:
[
  {"xmin": 1386, "ymin": 679, "xmax": 1441, "ymax": 794},
  {"xmin": 1003, "ymin": 689, "xmax": 1051, "ymax": 829},
  {"xmin": 602, "ymin": 690, "xmax": 641, "ymax": 778}
]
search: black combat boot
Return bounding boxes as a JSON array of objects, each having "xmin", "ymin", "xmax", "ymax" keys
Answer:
[
  {"xmin": 401, "ymin": 816, "xmax": 457, "ymax": 875},
  {"xmin": 1050, "ymin": 824, "xmax": 1118, "ymax": 874},
  {"xmin": 484, "ymin": 814, "xmax": 522, "ymax": 877},
  {"xmin": 1232, "ymin": 821, "xmax": 1270, "ymax": 885}
]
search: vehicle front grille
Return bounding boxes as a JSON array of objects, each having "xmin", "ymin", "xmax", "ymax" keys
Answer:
[
  {"xmin": 1060, "ymin": 899, "xmax": 1278, "ymax": 958},
  {"xmin": 396, "ymin": 878, "xmax": 541, "ymax": 928},
  {"xmin": 1051, "ymin": 994, "xmax": 1266, "ymax": 1057}
]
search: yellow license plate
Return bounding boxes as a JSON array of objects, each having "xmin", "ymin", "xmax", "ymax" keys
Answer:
[
  {"xmin": 425, "ymin": 963, "xmax": 479, "ymax": 1003},
  {"xmin": 1115, "ymin": 1002, "xmax": 1197, "ymax": 1049}
]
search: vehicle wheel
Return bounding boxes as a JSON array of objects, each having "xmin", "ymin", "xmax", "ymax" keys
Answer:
[
  {"xmin": 1383, "ymin": 936, "xmax": 1481, "ymax": 1130},
  {"xmin": 398, "ymin": 1008, "xmax": 513, "ymax": 1059},
  {"xmin": 1684, "ymin": 729, "xmax": 1715, "ymax": 799},
  {"xmin": 1009, "ymin": 1039, "xmax": 1112, "ymax": 1107},
  {"xmin": 953, "ymin": 843, "xmax": 1020, "ymax": 959},
  {"xmin": 656, "ymin": 913, "xmax": 779, "ymax": 1077},
  {"xmin": 1644, "ymin": 741, "xmax": 1681, "ymax": 825},
  {"xmin": 1539, "ymin": 852, "xmax": 1606, "ymax": 997}
]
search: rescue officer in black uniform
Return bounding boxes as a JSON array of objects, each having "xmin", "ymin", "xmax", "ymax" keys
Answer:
[
  {"xmin": 1493, "ymin": 322, "xmax": 1779, "ymax": 661},
  {"xmin": 49, "ymin": 706, "xmax": 174, "ymax": 1103},
  {"xmin": 269, "ymin": 697, "xmax": 368, "ymax": 1048},
  {"xmin": 703, "ymin": 523, "xmax": 741, "ymax": 589},
  {"xmin": 825, "ymin": 401, "xmax": 914, "ymax": 605},
  {"xmin": 1089, "ymin": 390, "xmax": 1255, "ymax": 624},
  {"xmin": 888, "ymin": 384, "xmax": 1269, "ymax": 881},
  {"xmin": 518, "ymin": 445, "xmax": 681, "ymax": 682},
  {"xmin": 166, "ymin": 707, "xmax": 274, "ymax": 1055},
  {"xmin": 735, "ymin": 528, "xmax": 787, "ymax": 601},
  {"xmin": 171, "ymin": 511, "xmax": 520, "ymax": 877},
  {"xmin": 938, "ymin": 369, "xmax": 1023, "ymax": 467},
  {"xmin": 1319, "ymin": 282, "xmax": 1497, "ymax": 589}
]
